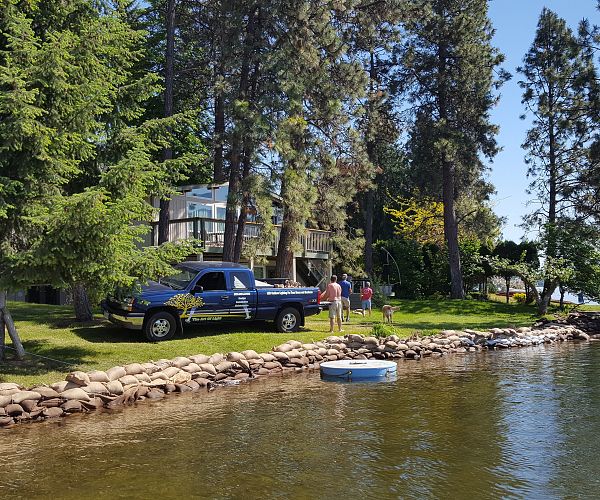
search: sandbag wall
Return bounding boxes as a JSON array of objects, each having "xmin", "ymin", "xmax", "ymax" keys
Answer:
[{"xmin": 0, "ymin": 323, "xmax": 592, "ymax": 428}]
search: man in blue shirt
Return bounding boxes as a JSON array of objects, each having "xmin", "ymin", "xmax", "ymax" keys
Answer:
[{"xmin": 339, "ymin": 273, "xmax": 352, "ymax": 322}]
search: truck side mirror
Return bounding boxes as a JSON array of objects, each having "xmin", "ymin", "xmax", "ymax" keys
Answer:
[{"xmin": 193, "ymin": 285, "xmax": 204, "ymax": 294}]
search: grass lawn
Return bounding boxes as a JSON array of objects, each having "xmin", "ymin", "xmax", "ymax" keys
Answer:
[{"xmin": 0, "ymin": 298, "xmax": 582, "ymax": 387}]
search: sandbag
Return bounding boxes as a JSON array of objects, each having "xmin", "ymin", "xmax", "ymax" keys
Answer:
[
  {"xmin": 82, "ymin": 382, "xmax": 109, "ymax": 395},
  {"xmin": 188, "ymin": 354, "xmax": 210, "ymax": 365},
  {"xmin": 88, "ymin": 370, "xmax": 110, "ymax": 383},
  {"xmin": 241, "ymin": 350, "xmax": 260, "ymax": 360},
  {"xmin": 60, "ymin": 388, "xmax": 90, "ymax": 401},
  {"xmin": 43, "ymin": 407, "xmax": 64, "ymax": 418},
  {"xmin": 124, "ymin": 363, "xmax": 144, "ymax": 375},
  {"xmin": 66, "ymin": 371, "xmax": 90, "ymax": 386},
  {"xmin": 182, "ymin": 363, "xmax": 202, "ymax": 374},
  {"xmin": 227, "ymin": 352, "xmax": 246, "ymax": 362},
  {"xmin": 5, "ymin": 404, "xmax": 24, "ymax": 416},
  {"xmin": 259, "ymin": 353, "xmax": 276, "ymax": 363},
  {"xmin": 208, "ymin": 353, "xmax": 224, "ymax": 365},
  {"xmin": 0, "ymin": 383, "xmax": 20, "ymax": 391},
  {"xmin": 150, "ymin": 371, "xmax": 169, "ymax": 381},
  {"xmin": 50, "ymin": 381, "xmax": 79, "ymax": 393},
  {"xmin": 170, "ymin": 371, "xmax": 191, "ymax": 384},
  {"xmin": 30, "ymin": 386, "xmax": 60, "ymax": 399},
  {"xmin": 106, "ymin": 380, "xmax": 124, "ymax": 395},
  {"xmin": 119, "ymin": 375, "xmax": 140, "ymax": 387},
  {"xmin": 162, "ymin": 367, "xmax": 180, "ymax": 379},
  {"xmin": 0, "ymin": 395, "xmax": 12, "ymax": 408},
  {"xmin": 285, "ymin": 340, "xmax": 302, "ymax": 349},
  {"xmin": 106, "ymin": 366, "xmax": 127, "ymax": 381},
  {"xmin": 271, "ymin": 351, "xmax": 288, "ymax": 361},
  {"xmin": 134, "ymin": 373, "xmax": 152, "ymax": 383},
  {"xmin": 215, "ymin": 361, "xmax": 235, "ymax": 373},
  {"xmin": 11, "ymin": 391, "xmax": 41, "ymax": 404},
  {"xmin": 61, "ymin": 400, "xmax": 82, "ymax": 413},
  {"xmin": 273, "ymin": 343, "xmax": 292, "ymax": 353},
  {"xmin": 199, "ymin": 364, "xmax": 217, "ymax": 376},
  {"xmin": 20, "ymin": 400, "xmax": 38, "ymax": 413},
  {"xmin": 171, "ymin": 357, "xmax": 191, "ymax": 368}
]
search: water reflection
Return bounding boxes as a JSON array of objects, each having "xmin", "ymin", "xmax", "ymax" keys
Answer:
[{"xmin": 1, "ymin": 343, "xmax": 600, "ymax": 499}]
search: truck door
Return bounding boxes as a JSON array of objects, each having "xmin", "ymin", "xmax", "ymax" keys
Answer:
[
  {"xmin": 188, "ymin": 271, "xmax": 233, "ymax": 323},
  {"xmin": 227, "ymin": 270, "xmax": 257, "ymax": 320}
]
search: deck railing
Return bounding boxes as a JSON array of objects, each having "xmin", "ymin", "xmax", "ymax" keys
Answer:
[{"xmin": 145, "ymin": 217, "xmax": 331, "ymax": 256}]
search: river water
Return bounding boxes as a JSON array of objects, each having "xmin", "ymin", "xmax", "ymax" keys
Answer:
[{"xmin": 1, "ymin": 342, "xmax": 600, "ymax": 499}]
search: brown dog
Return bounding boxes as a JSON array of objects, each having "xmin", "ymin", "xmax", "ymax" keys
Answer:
[{"xmin": 382, "ymin": 305, "xmax": 399, "ymax": 324}]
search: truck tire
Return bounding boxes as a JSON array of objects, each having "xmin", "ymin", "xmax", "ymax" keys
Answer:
[
  {"xmin": 144, "ymin": 311, "xmax": 178, "ymax": 342},
  {"xmin": 276, "ymin": 307, "xmax": 301, "ymax": 333}
]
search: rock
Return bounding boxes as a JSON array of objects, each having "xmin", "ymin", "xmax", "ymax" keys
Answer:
[
  {"xmin": 11, "ymin": 391, "xmax": 42, "ymax": 404},
  {"xmin": 363, "ymin": 336, "xmax": 379, "ymax": 345},
  {"xmin": 66, "ymin": 371, "xmax": 90, "ymax": 386},
  {"xmin": 397, "ymin": 344, "xmax": 409, "ymax": 351},
  {"xmin": 106, "ymin": 366, "xmax": 127, "ymax": 381},
  {"xmin": 88, "ymin": 370, "xmax": 110, "ymax": 383},
  {"xmin": 43, "ymin": 407, "xmax": 64, "ymax": 418},
  {"xmin": 124, "ymin": 363, "xmax": 145, "ymax": 375},
  {"xmin": 404, "ymin": 350, "xmax": 418, "ymax": 359}
]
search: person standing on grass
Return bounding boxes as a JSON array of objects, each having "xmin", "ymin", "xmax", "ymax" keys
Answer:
[
  {"xmin": 339, "ymin": 273, "xmax": 352, "ymax": 322},
  {"xmin": 361, "ymin": 281, "xmax": 373, "ymax": 317},
  {"xmin": 321, "ymin": 275, "xmax": 343, "ymax": 333}
]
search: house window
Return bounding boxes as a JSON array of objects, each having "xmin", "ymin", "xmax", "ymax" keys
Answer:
[
  {"xmin": 214, "ymin": 186, "xmax": 228, "ymax": 202},
  {"xmin": 188, "ymin": 203, "xmax": 211, "ymax": 218},
  {"xmin": 216, "ymin": 207, "xmax": 226, "ymax": 220},
  {"xmin": 189, "ymin": 187, "xmax": 213, "ymax": 200}
]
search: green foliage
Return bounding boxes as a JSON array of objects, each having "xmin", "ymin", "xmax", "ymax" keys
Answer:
[
  {"xmin": 371, "ymin": 322, "xmax": 398, "ymax": 339},
  {"xmin": 513, "ymin": 293, "xmax": 526, "ymax": 304}
]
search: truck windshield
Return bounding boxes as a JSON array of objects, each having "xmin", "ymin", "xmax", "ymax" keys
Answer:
[{"xmin": 159, "ymin": 267, "xmax": 197, "ymax": 290}]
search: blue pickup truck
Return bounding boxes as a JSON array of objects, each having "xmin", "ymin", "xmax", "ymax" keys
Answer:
[{"xmin": 102, "ymin": 262, "xmax": 322, "ymax": 341}]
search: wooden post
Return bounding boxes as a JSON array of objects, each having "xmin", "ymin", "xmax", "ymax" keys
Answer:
[{"xmin": 0, "ymin": 291, "xmax": 25, "ymax": 360}]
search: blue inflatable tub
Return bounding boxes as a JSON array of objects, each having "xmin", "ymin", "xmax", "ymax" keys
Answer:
[{"xmin": 320, "ymin": 360, "xmax": 397, "ymax": 380}]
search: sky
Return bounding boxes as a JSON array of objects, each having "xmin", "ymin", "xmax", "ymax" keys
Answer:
[{"xmin": 486, "ymin": 0, "xmax": 598, "ymax": 242}]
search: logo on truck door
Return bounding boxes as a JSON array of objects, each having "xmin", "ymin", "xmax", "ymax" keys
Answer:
[{"xmin": 165, "ymin": 294, "xmax": 205, "ymax": 322}]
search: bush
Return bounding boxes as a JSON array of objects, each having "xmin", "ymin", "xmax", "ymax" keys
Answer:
[
  {"xmin": 371, "ymin": 322, "xmax": 397, "ymax": 339},
  {"xmin": 513, "ymin": 293, "xmax": 526, "ymax": 304}
]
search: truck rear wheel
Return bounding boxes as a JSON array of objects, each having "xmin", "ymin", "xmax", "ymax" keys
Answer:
[
  {"xmin": 144, "ymin": 311, "xmax": 177, "ymax": 342},
  {"xmin": 276, "ymin": 307, "xmax": 300, "ymax": 333}
]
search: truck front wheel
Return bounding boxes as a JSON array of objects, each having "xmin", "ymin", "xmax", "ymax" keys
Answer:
[
  {"xmin": 144, "ymin": 311, "xmax": 178, "ymax": 342},
  {"xmin": 276, "ymin": 307, "xmax": 301, "ymax": 333}
]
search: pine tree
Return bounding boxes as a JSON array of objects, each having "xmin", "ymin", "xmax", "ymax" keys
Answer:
[
  {"xmin": 518, "ymin": 8, "xmax": 597, "ymax": 314},
  {"xmin": 396, "ymin": 0, "xmax": 505, "ymax": 298}
]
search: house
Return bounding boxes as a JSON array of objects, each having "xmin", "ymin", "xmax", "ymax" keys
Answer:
[{"xmin": 146, "ymin": 182, "xmax": 332, "ymax": 287}]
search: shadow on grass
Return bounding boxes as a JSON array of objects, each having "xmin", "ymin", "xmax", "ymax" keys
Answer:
[
  {"xmin": 0, "ymin": 340, "xmax": 95, "ymax": 383},
  {"xmin": 70, "ymin": 320, "xmax": 289, "ymax": 344}
]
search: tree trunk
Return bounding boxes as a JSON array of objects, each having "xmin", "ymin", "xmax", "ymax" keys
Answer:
[
  {"xmin": 438, "ymin": 40, "xmax": 464, "ymax": 299},
  {"xmin": 505, "ymin": 276, "xmax": 510, "ymax": 303},
  {"xmin": 0, "ymin": 291, "xmax": 25, "ymax": 359},
  {"xmin": 364, "ymin": 50, "xmax": 377, "ymax": 277},
  {"xmin": 275, "ymin": 221, "xmax": 296, "ymax": 279},
  {"xmin": 233, "ymin": 151, "xmax": 252, "ymax": 262},
  {"xmin": 0, "ymin": 292, "xmax": 5, "ymax": 360},
  {"xmin": 73, "ymin": 283, "xmax": 93, "ymax": 322},
  {"xmin": 222, "ymin": 6, "xmax": 259, "ymax": 262},
  {"xmin": 213, "ymin": 92, "xmax": 225, "ymax": 183},
  {"xmin": 158, "ymin": 0, "xmax": 176, "ymax": 245},
  {"xmin": 559, "ymin": 284, "xmax": 565, "ymax": 310}
]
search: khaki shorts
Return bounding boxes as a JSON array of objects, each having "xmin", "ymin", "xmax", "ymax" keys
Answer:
[
  {"xmin": 328, "ymin": 300, "xmax": 343, "ymax": 319},
  {"xmin": 341, "ymin": 297, "xmax": 350, "ymax": 309}
]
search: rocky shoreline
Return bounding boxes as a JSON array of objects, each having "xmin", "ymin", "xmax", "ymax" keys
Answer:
[{"xmin": 1, "ymin": 313, "xmax": 599, "ymax": 428}]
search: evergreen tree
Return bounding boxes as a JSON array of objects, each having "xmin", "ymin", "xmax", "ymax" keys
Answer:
[
  {"xmin": 518, "ymin": 8, "xmax": 597, "ymax": 314},
  {"xmin": 396, "ymin": 0, "xmax": 505, "ymax": 298}
]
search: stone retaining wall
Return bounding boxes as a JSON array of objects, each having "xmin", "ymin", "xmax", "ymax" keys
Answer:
[{"xmin": 0, "ymin": 317, "xmax": 596, "ymax": 428}]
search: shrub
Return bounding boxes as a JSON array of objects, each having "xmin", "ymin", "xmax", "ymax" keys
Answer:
[
  {"xmin": 513, "ymin": 293, "xmax": 526, "ymax": 304},
  {"xmin": 371, "ymin": 322, "xmax": 397, "ymax": 339}
]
